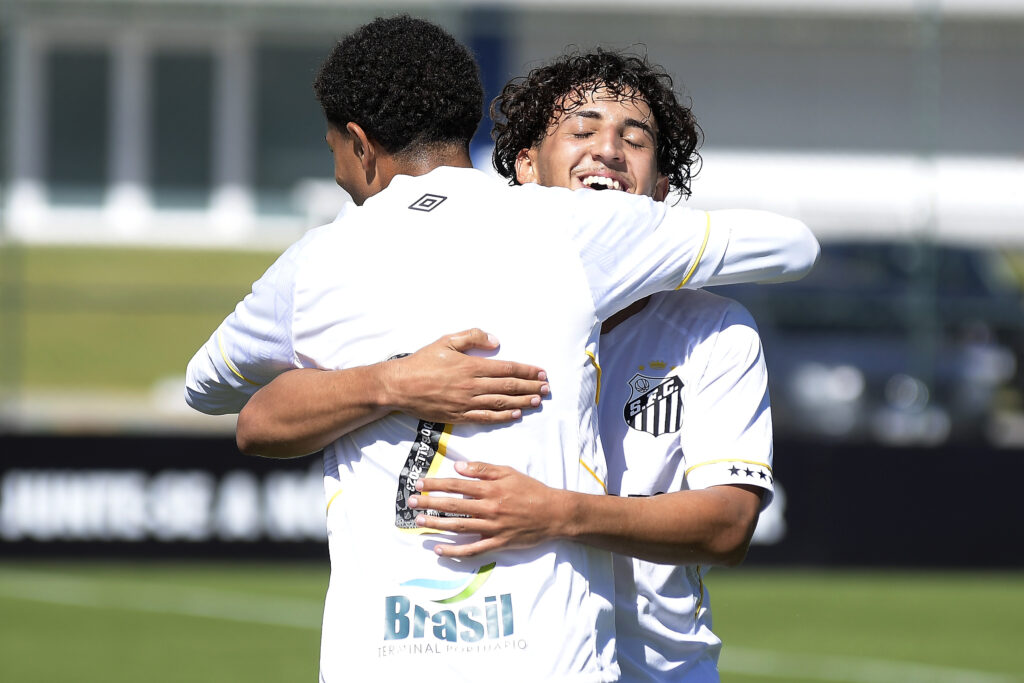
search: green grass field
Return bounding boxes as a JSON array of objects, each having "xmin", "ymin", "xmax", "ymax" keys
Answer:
[
  {"xmin": 2, "ymin": 244, "xmax": 1024, "ymax": 396},
  {"xmin": 0, "ymin": 563, "xmax": 1020, "ymax": 682},
  {"xmin": 0, "ymin": 245, "xmax": 279, "ymax": 392}
]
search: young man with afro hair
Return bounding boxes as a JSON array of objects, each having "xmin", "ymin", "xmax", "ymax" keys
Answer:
[{"xmin": 187, "ymin": 16, "xmax": 817, "ymax": 682}]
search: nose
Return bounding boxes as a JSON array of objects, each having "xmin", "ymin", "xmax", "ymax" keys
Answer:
[{"xmin": 591, "ymin": 128, "xmax": 625, "ymax": 165}]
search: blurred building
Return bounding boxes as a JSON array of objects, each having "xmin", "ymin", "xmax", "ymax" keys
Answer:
[
  {"xmin": 2, "ymin": 0, "xmax": 1023, "ymax": 248},
  {"xmin": 1, "ymin": 0, "xmax": 1023, "ymax": 444}
]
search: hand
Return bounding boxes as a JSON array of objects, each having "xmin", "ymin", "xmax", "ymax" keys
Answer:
[
  {"xmin": 383, "ymin": 329, "xmax": 549, "ymax": 424},
  {"xmin": 407, "ymin": 461, "xmax": 568, "ymax": 558}
]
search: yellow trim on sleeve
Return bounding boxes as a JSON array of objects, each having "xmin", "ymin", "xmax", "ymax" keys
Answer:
[
  {"xmin": 217, "ymin": 329, "xmax": 264, "ymax": 387},
  {"xmin": 675, "ymin": 211, "xmax": 711, "ymax": 290},
  {"xmin": 684, "ymin": 458, "xmax": 773, "ymax": 477},
  {"xmin": 579, "ymin": 458, "xmax": 608, "ymax": 494},
  {"xmin": 325, "ymin": 488, "xmax": 343, "ymax": 515},
  {"xmin": 585, "ymin": 350, "xmax": 602, "ymax": 406}
]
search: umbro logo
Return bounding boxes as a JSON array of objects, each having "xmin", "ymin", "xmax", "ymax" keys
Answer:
[{"xmin": 408, "ymin": 194, "xmax": 447, "ymax": 212}]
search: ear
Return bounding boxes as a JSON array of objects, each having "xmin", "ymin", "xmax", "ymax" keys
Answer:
[
  {"xmin": 345, "ymin": 122, "xmax": 376, "ymax": 176},
  {"xmin": 514, "ymin": 148, "xmax": 540, "ymax": 185},
  {"xmin": 652, "ymin": 174, "xmax": 670, "ymax": 203}
]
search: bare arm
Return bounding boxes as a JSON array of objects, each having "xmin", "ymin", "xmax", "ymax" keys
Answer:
[
  {"xmin": 236, "ymin": 329, "xmax": 549, "ymax": 458},
  {"xmin": 409, "ymin": 461, "xmax": 762, "ymax": 566},
  {"xmin": 410, "ymin": 301, "xmax": 772, "ymax": 565}
]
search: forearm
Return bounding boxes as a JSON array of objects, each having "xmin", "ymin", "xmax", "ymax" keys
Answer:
[
  {"xmin": 236, "ymin": 366, "xmax": 390, "ymax": 458},
  {"xmin": 560, "ymin": 485, "xmax": 763, "ymax": 566},
  {"xmin": 701, "ymin": 210, "xmax": 819, "ymax": 286},
  {"xmin": 413, "ymin": 463, "xmax": 763, "ymax": 565},
  {"xmin": 236, "ymin": 329, "xmax": 549, "ymax": 458}
]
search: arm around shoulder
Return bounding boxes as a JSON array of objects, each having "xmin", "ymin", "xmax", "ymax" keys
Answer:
[{"xmin": 701, "ymin": 210, "xmax": 820, "ymax": 287}]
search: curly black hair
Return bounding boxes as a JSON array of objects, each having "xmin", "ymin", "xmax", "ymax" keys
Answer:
[
  {"xmin": 491, "ymin": 49, "xmax": 702, "ymax": 198},
  {"xmin": 313, "ymin": 16, "xmax": 483, "ymax": 156}
]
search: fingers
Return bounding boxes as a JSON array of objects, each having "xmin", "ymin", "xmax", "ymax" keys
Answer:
[
  {"xmin": 479, "ymin": 359, "xmax": 547, "ymax": 382},
  {"xmin": 440, "ymin": 329, "xmax": 548, "ymax": 382},
  {"xmin": 471, "ymin": 391, "xmax": 543, "ymax": 411},
  {"xmin": 433, "ymin": 538, "xmax": 501, "ymax": 558},
  {"xmin": 441, "ymin": 394, "xmax": 545, "ymax": 425},
  {"xmin": 454, "ymin": 461, "xmax": 506, "ymax": 479},
  {"xmin": 473, "ymin": 377, "xmax": 549, "ymax": 397},
  {"xmin": 414, "ymin": 474, "xmax": 486, "ymax": 498},
  {"xmin": 413, "ymin": 463, "xmax": 506, "ymax": 499},
  {"xmin": 420, "ymin": 462, "xmax": 506, "ymax": 489},
  {"xmin": 413, "ymin": 510, "xmax": 488, "ymax": 534},
  {"xmin": 408, "ymin": 492, "xmax": 483, "ymax": 516},
  {"xmin": 444, "ymin": 328, "xmax": 499, "ymax": 353},
  {"xmin": 459, "ymin": 409, "xmax": 524, "ymax": 424}
]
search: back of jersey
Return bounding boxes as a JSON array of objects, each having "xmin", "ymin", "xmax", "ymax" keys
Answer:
[
  {"xmin": 187, "ymin": 163, "xmax": 734, "ymax": 681},
  {"xmin": 303, "ymin": 167, "xmax": 616, "ymax": 682}
]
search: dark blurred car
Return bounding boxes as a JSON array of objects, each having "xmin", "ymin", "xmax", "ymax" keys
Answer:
[{"xmin": 714, "ymin": 241, "xmax": 1024, "ymax": 445}]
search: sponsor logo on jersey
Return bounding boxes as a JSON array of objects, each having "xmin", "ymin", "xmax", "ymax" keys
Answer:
[
  {"xmin": 384, "ymin": 593, "xmax": 514, "ymax": 643},
  {"xmin": 395, "ymin": 420, "xmax": 467, "ymax": 530},
  {"xmin": 623, "ymin": 373, "xmax": 684, "ymax": 437},
  {"xmin": 382, "ymin": 562, "xmax": 525, "ymax": 654},
  {"xmin": 408, "ymin": 193, "xmax": 447, "ymax": 212}
]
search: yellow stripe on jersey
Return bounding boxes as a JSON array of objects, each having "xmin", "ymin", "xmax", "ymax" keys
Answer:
[
  {"xmin": 217, "ymin": 329, "xmax": 264, "ymax": 387},
  {"xmin": 325, "ymin": 488, "xmax": 343, "ymax": 515},
  {"xmin": 694, "ymin": 564, "xmax": 705, "ymax": 623},
  {"xmin": 684, "ymin": 458, "xmax": 773, "ymax": 477},
  {"xmin": 585, "ymin": 350, "xmax": 602, "ymax": 406},
  {"xmin": 579, "ymin": 458, "xmax": 608, "ymax": 494},
  {"xmin": 675, "ymin": 211, "xmax": 711, "ymax": 290}
]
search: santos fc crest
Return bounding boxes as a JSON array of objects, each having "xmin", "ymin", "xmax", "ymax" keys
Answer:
[{"xmin": 623, "ymin": 373, "xmax": 684, "ymax": 437}]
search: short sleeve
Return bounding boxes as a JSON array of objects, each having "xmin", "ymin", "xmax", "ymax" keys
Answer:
[
  {"xmin": 184, "ymin": 239, "xmax": 305, "ymax": 415},
  {"xmin": 680, "ymin": 301, "xmax": 775, "ymax": 509}
]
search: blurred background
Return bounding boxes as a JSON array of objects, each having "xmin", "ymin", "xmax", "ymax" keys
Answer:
[{"xmin": 1, "ymin": 1, "xmax": 1022, "ymax": 681}]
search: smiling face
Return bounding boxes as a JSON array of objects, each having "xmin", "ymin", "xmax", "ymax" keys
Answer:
[{"xmin": 515, "ymin": 85, "xmax": 669, "ymax": 201}]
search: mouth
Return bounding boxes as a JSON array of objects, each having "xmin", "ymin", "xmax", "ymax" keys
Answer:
[{"xmin": 579, "ymin": 173, "xmax": 628, "ymax": 192}]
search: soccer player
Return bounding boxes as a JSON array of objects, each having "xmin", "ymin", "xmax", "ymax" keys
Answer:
[
  {"xmin": 406, "ymin": 50, "xmax": 773, "ymax": 681},
  {"xmin": 186, "ymin": 17, "xmax": 817, "ymax": 682}
]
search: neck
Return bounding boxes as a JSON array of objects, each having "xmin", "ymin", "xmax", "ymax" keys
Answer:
[
  {"xmin": 382, "ymin": 144, "xmax": 474, "ymax": 182},
  {"xmin": 602, "ymin": 296, "xmax": 651, "ymax": 334}
]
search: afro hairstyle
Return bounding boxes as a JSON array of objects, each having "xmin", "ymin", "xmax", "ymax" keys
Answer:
[{"xmin": 314, "ymin": 16, "xmax": 484, "ymax": 156}]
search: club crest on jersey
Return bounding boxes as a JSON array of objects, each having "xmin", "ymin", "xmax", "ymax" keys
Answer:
[{"xmin": 623, "ymin": 373, "xmax": 684, "ymax": 437}]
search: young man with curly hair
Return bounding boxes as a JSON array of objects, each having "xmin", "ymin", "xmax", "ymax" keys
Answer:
[
  {"xmin": 406, "ymin": 50, "xmax": 774, "ymax": 682},
  {"xmin": 186, "ymin": 17, "xmax": 816, "ymax": 682}
]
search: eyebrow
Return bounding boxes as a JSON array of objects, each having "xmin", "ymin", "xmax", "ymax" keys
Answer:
[{"xmin": 570, "ymin": 109, "xmax": 657, "ymax": 140}]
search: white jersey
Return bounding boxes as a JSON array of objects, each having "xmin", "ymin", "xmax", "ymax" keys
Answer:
[
  {"xmin": 186, "ymin": 167, "xmax": 812, "ymax": 682},
  {"xmin": 598, "ymin": 289, "xmax": 774, "ymax": 683}
]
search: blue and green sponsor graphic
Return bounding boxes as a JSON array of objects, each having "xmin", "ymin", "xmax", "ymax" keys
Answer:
[{"xmin": 385, "ymin": 562, "xmax": 513, "ymax": 642}]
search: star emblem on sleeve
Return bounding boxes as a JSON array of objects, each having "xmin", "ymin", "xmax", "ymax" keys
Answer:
[{"xmin": 723, "ymin": 463, "xmax": 772, "ymax": 483}]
